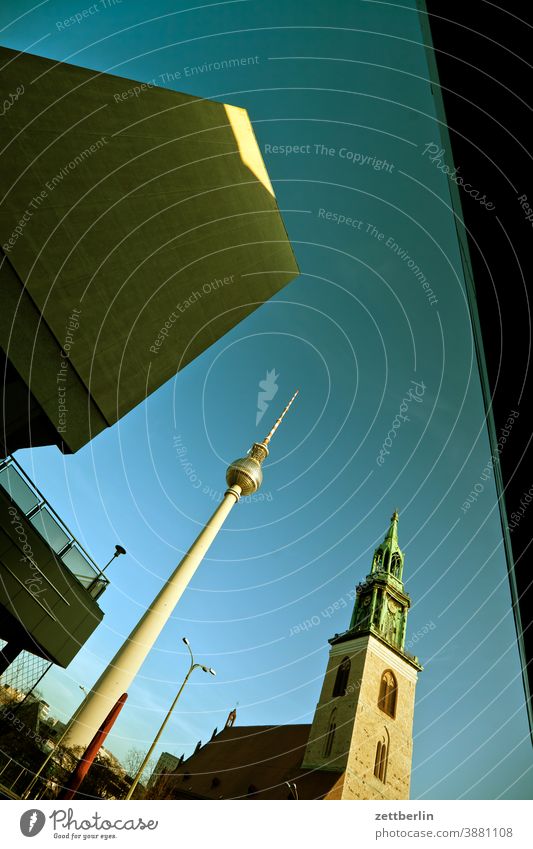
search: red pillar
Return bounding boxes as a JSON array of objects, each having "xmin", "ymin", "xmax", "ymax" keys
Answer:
[{"xmin": 59, "ymin": 693, "xmax": 127, "ymax": 800}]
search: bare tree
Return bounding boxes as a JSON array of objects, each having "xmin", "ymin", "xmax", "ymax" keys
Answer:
[{"xmin": 123, "ymin": 747, "xmax": 154, "ymax": 785}]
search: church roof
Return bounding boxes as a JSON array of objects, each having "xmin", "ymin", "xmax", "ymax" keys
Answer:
[{"xmin": 152, "ymin": 723, "xmax": 342, "ymax": 800}]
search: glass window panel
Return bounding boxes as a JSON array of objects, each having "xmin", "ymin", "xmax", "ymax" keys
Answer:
[
  {"xmin": 30, "ymin": 507, "xmax": 70, "ymax": 553},
  {"xmin": 0, "ymin": 465, "xmax": 40, "ymax": 515},
  {"xmin": 61, "ymin": 546, "xmax": 98, "ymax": 589}
]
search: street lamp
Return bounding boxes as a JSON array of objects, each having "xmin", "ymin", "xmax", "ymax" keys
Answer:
[
  {"xmin": 22, "ymin": 685, "xmax": 90, "ymax": 799},
  {"xmin": 88, "ymin": 545, "xmax": 126, "ymax": 596},
  {"xmin": 101, "ymin": 544, "xmax": 127, "ymax": 576},
  {"xmin": 124, "ymin": 637, "xmax": 215, "ymax": 800}
]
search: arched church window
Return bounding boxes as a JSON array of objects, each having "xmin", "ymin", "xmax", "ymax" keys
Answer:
[
  {"xmin": 374, "ymin": 737, "xmax": 388, "ymax": 782},
  {"xmin": 378, "ymin": 670, "xmax": 398, "ymax": 717},
  {"xmin": 332, "ymin": 656, "xmax": 351, "ymax": 697},
  {"xmin": 391, "ymin": 553, "xmax": 402, "ymax": 577},
  {"xmin": 324, "ymin": 709, "xmax": 336, "ymax": 758},
  {"xmin": 374, "ymin": 549, "xmax": 383, "ymax": 568},
  {"xmin": 384, "ymin": 549, "xmax": 391, "ymax": 571}
]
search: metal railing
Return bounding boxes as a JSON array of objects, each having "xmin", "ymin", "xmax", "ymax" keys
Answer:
[{"xmin": 0, "ymin": 457, "xmax": 109, "ymax": 600}]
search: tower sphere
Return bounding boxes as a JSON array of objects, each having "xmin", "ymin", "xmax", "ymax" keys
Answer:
[{"xmin": 226, "ymin": 442, "xmax": 268, "ymax": 495}]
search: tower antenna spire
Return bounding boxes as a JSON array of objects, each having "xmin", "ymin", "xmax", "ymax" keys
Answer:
[
  {"xmin": 62, "ymin": 390, "xmax": 300, "ymax": 752},
  {"xmin": 263, "ymin": 389, "xmax": 299, "ymax": 445}
]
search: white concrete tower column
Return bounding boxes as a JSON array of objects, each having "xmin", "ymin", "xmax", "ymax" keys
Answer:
[{"xmin": 64, "ymin": 390, "xmax": 298, "ymax": 750}]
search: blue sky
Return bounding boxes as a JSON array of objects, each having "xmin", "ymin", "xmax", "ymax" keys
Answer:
[{"xmin": 1, "ymin": 0, "xmax": 531, "ymax": 799}]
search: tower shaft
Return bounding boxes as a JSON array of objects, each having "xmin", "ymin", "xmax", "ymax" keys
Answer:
[
  {"xmin": 63, "ymin": 485, "xmax": 241, "ymax": 750},
  {"xmin": 63, "ymin": 391, "xmax": 298, "ymax": 751}
]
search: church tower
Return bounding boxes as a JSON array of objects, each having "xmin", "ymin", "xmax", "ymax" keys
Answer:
[{"xmin": 302, "ymin": 511, "xmax": 422, "ymax": 799}]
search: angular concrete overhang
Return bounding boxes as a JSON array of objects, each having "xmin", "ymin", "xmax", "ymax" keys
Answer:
[{"xmin": 0, "ymin": 45, "xmax": 299, "ymax": 454}]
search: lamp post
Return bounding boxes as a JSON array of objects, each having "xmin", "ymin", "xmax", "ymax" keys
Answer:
[
  {"xmin": 125, "ymin": 637, "xmax": 215, "ymax": 800},
  {"xmin": 62, "ymin": 391, "xmax": 299, "ymax": 751},
  {"xmin": 88, "ymin": 544, "xmax": 126, "ymax": 595},
  {"xmin": 22, "ymin": 686, "xmax": 88, "ymax": 799},
  {"xmin": 101, "ymin": 545, "xmax": 127, "ymax": 576}
]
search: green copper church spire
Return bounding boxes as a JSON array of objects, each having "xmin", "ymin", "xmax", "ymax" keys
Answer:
[
  {"xmin": 384, "ymin": 509, "xmax": 399, "ymax": 546},
  {"xmin": 346, "ymin": 510, "xmax": 412, "ymax": 655},
  {"xmin": 370, "ymin": 509, "xmax": 404, "ymax": 582}
]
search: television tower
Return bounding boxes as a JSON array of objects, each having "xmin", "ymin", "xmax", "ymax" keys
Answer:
[{"xmin": 63, "ymin": 391, "xmax": 299, "ymax": 750}]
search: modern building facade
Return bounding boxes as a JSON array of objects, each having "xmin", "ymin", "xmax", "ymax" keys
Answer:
[
  {"xmin": 155, "ymin": 513, "xmax": 421, "ymax": 800},
  {"xmin": 419, "ymin": 0, "xmax": 533, "ymax": 741},
  {"xmin": 0, "ymin": 45, "xmax": 299, "ymax": 456}
]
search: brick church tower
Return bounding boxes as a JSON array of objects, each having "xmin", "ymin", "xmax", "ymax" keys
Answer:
[{"xmin": 302, "ymin": 511, "xmax": 422, "ymax": 799}]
